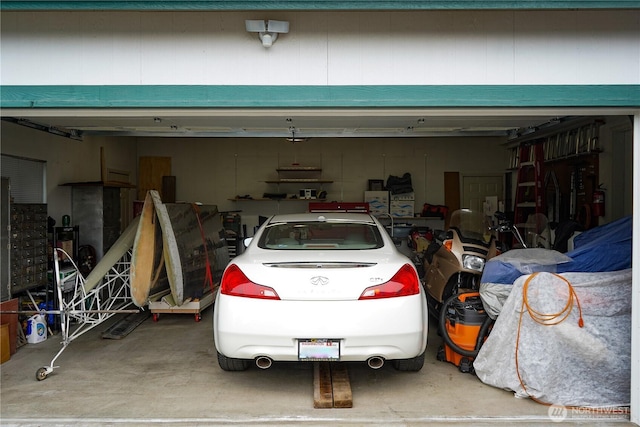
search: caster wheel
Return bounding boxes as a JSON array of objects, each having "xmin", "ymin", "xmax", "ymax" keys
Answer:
[
  {"xmin": 36, "ymin": 367, "xmax": 49, "ymax": 381},
  {"xmin": 458, "ymin": 357, "xmax": 474, "ymax": 374},
  {"xmin": 195, "ymin": 314, "xmax": 202, "ymax": 322},
  {"xmin": 436, "ymin": 346, "xmax": 445, "ymax": 362},
  {"xmin": 152, "ymin": 313, "xmax": 159, "ymax": 322}
]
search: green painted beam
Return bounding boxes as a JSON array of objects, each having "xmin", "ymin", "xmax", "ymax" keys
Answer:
[
  {"xmin": 1, "ymin": 85, "xmax": 639, "ymax": 108},
  {"xmin": 1, "ymin": 1, "xmax": 639, "ymax": 10}
]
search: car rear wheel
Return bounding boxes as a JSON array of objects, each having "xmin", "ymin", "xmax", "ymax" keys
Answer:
[
  {"xmin": 217, "ymin": 351, "xmax": 250, "ymax": 371},
  {"xmin": 392, "ymin": 351, "xmax": 425, "ymax": 372}
]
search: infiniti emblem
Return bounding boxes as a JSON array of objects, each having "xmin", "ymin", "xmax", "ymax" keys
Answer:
[{"xmin": 310, "ymin": 276, "xmax": 329, "ymax": 286}]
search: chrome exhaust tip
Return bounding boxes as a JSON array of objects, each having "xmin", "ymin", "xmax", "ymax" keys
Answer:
[
  {"xmin": 255, "ymin": 356, "xmax": 273, "ymax": 369},
  {"xmin": 366, "ymin": 356, "xmax": 385, "ymax": 369}
]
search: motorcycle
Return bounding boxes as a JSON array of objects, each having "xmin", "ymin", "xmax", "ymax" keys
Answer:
[
  {"xmin": 492, "ymin": 210, "xmax": 528, "ymax": 250},
  {"xmin": 423, "ymin": 209, "xmax": 499, "ymax": 320}
]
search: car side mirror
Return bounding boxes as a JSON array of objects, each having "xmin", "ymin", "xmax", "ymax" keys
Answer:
[{"xmin": 243, "ymin": 237, "xmax": 253, "ymax": 248}]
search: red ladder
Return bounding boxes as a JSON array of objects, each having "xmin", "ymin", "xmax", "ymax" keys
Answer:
[{"xmin": 513, "ymin": 143, "xmax": 545, "ymax": 246}]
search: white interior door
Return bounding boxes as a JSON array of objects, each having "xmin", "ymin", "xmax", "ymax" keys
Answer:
[{"xmin": 461, "ymin": 174, "xmax": 503, "ymax": 214}]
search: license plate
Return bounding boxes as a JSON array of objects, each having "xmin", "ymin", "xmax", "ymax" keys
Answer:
[{"xmin": 298, "ymin": 339, "xmax": 340, "ymax": 361}]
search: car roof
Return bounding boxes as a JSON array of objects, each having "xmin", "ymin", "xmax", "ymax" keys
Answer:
[{"xmin": 266, "ymin": 212, "xmax": 376, "ymax": 224}]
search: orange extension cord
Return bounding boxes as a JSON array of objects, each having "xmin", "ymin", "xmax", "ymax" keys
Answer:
[{"xmin": 515, "ymin": 272, "xmax": 584, "ymax": 407}]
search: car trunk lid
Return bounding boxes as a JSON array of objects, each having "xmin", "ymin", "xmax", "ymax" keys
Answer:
[{"xmin": 238, "ymin": 250, "xmax": 403, "ymax": 300}]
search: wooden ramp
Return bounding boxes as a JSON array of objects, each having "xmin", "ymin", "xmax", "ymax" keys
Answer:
[
  {"xmin": 313, "ymin": 362, "xmax": 353, "ymax": 408},
  {"xmin": 101, "ymin": 310, "xmax": 151, "ymax": 340}
]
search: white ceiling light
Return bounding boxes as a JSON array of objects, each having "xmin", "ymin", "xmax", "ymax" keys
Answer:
[{"xmin": 245, "ymin": 19, "xmax": 289, "ymax": 48}]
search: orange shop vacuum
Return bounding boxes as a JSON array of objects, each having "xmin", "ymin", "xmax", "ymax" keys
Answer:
[{"xmin": 436, "ymin": 292, "xmax": 493, "ymax": 374}]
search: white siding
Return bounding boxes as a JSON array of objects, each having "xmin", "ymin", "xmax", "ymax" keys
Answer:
[{"xmin": 1, "ymin": 10, "xmax": 638, "ymax": 86}]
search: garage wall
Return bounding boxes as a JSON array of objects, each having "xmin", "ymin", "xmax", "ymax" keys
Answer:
[
  {"xmin": 1, "ymin": 10, "xmax": 638, "ymax": 85},
  {"xmin": 136, "ymin": 135, "xmax": 507, "ymax": 230},
  {"xmin": 598, "ymin": 116, "xmax": 635, "ymax": 225},
  {"xmin": 0, "ymin": 122, "xmax": 138, "ymax": 224}
]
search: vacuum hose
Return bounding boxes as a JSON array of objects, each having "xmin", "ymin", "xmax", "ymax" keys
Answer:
[
  {"xmin": 475, "ymin": 315, "xmax": 494, "ymax": 353},
  {"xmin": 438, "ymin": 293, "xmax": 494, "ymax": 359}
]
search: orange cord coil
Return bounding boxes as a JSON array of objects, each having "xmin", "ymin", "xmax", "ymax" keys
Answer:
[
  {"xmin": 515, "ymin": 272, "xmax": 584, "ymax": 406},
  {"xmin": 521, "ymin": 272, "xmax": 584, "ymax": 328}
]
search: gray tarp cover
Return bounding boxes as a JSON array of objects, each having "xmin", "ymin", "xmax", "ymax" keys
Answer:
[
  {"xmin": 474, "ymin": 269, "xmax": 632, "ymax": 407},
  {"xmin": 480, "ymin": 249, "xmax": 572, "ymax": 319}
]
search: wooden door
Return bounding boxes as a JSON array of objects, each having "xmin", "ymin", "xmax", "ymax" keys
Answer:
[{"xmin": 138, "ymin": 157, "xmax": 171, "ymax": 201}]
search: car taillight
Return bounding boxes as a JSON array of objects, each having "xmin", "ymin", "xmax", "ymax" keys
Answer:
[
  {"xmin": 220, "ymin": 264, "xmax": 280, "ymax": 300},
  {"xmin": 358, "ymin": 263, "xmax": 420, "ymax": 300}
]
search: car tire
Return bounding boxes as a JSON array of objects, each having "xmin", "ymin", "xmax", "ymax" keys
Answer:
[
  {"xmin": 393, "ymin": 351, "xmax": 425, "ymax": 372},
  {"xmin": 217, "ymin": 351, "xmax": 250, "ymax": 371}
]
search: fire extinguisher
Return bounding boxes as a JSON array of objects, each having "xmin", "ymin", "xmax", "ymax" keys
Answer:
[{"xmin": 592, "ymin": 185, "xmax": 605, "ymax": 217}]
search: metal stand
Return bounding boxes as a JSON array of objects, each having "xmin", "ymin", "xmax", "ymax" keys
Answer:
[
  {"xmin": 148, "ymin": 290, "xmax": 215, "ymax": 323},
  {"xmin": 35, "ymin": 248, "xmax": 138, "ymax": 381}
]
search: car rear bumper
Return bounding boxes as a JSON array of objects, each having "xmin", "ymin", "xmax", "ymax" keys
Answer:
[{"xmin": 214, "ymin": 293, "xmax": 428, "ymax": 362}]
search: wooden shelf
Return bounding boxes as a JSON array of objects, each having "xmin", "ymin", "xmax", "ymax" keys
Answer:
[
  {"xmin": 265, "ymin": 179, "xmax": 334, "ymax": 184},
  {"xmin": 230, "ymin": 198, "xmax": 327, "ymax": 202},
  {"xmin": 62, "ymin": 180, "xmax": 136, "ymax": 188},
  {"xmin": 516, "ymin": 202, "xmax": 537, "ymax": 208},
  {"xmin": 265, "ymin": 165, "xmax": 332, "ymax": 194},
  {"xmin": 230, "ymin": 164, "xmax": 333, "ymax": 205},
  {"xmin": 276, "ymin": 166, "xmax": 322, "ymax": 172}
]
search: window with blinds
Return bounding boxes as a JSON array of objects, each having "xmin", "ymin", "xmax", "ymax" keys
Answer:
[{"xmin": 1, "ymin": 154, "xmax": 46, "ymax": 203}]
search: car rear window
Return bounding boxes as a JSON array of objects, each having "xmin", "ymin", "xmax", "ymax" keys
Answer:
[{"xmin": 258, "ymin": 221, "xmax": 384, "ymax": 250}]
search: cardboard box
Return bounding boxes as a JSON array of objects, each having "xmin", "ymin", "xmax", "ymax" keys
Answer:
[
  {"xmin": 364, "ymin": 191, "xmax": 389, "ymax": 216},
  {"xmin": 390, "ymin": 201, "xmax": 415, "ymax": 218},
  {"xmin": 0, "ymin": 324, "xmax": 10, "ymax": 364},
  {"xmin": 0, "ymin": 299, "xmax": 18, "ymax": 356},
  {"xmin": 48, "ymin": 267, "xmax": 78, "ymax": 293}
]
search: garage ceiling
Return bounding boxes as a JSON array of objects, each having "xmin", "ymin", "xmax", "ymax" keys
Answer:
[{"xmin": 2, "ymin": 109, "xmax": 573, "ymax": 140}]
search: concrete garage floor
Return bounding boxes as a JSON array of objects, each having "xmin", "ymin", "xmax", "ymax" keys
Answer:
[{"xmin": 0, "ymin": 308, "xmax": 632, "ymax": 427}]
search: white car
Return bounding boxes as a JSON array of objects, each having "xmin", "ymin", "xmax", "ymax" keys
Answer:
[{"xmin": 213, "ymin": 212, "xmax": 428, "ymax": 371}]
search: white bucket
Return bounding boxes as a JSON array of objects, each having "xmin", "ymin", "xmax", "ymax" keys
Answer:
[{"xmin": 26, "ymin": 314, "xmax": 47, "ymax": 344}]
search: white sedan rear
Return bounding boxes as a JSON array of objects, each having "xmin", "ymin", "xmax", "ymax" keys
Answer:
[{"xmin": 213, "ymin": 212, "xmax": 428, "ymax": 371}]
